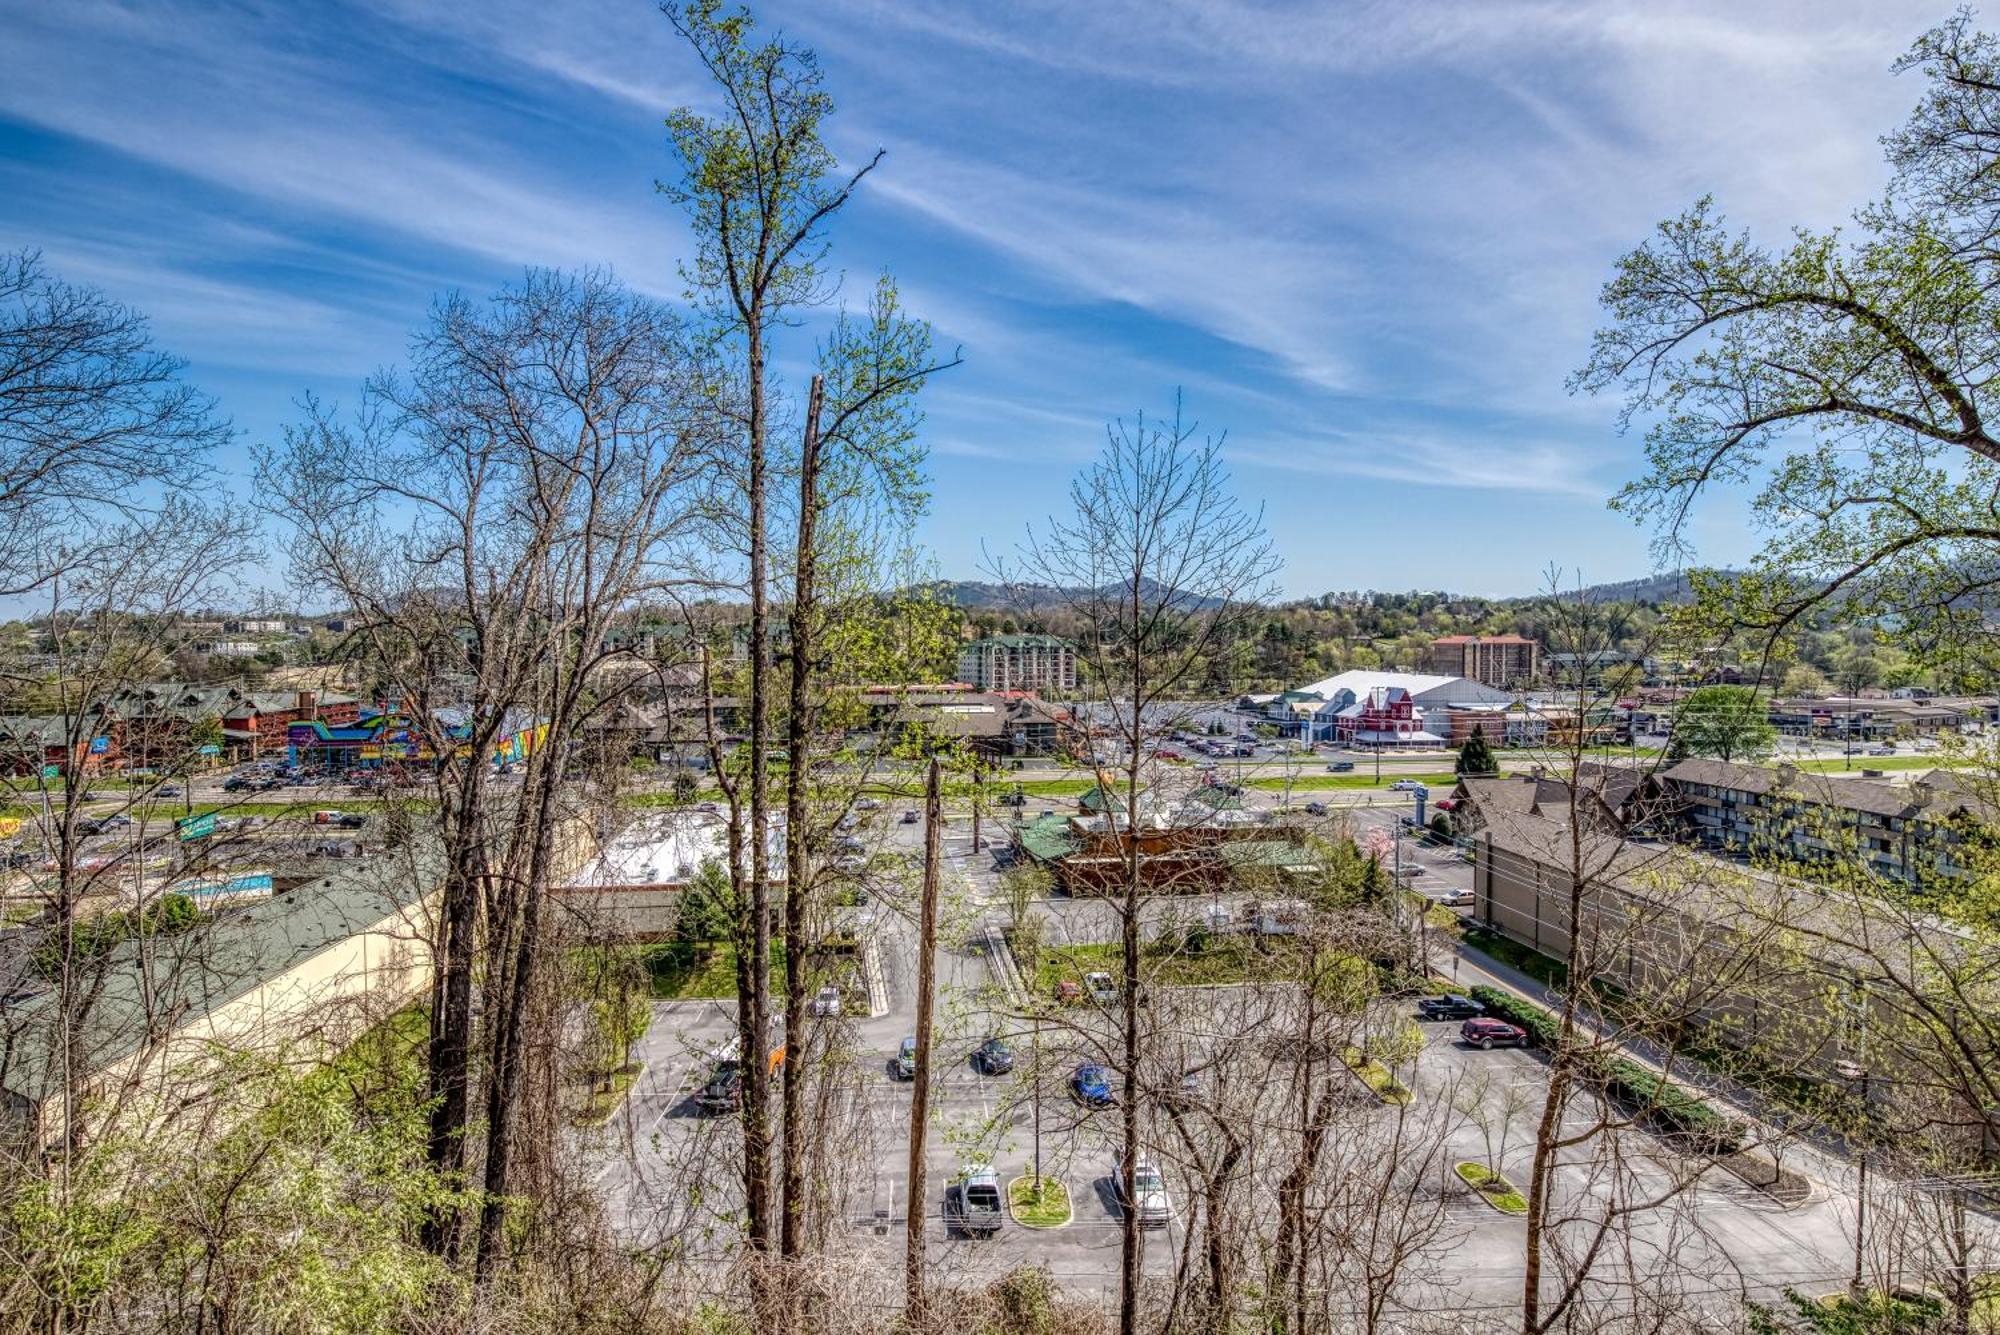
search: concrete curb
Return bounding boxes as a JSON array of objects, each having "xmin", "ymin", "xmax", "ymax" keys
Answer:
[
  {"xmin": 862, "ymin": 936, "xmax": 890, "ymax": 1018},
  {"xmin": 984, "ymin": 918, "xmax": 1027, "ymax": 1008}
]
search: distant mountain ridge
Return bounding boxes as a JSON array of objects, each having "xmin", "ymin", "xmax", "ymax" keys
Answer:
[{"xmin": 922, "ymin": 571, "xmax": 1734, "ymax": 613}]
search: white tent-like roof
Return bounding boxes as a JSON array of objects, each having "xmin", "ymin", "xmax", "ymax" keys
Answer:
[{"xmin": 1294, "ymin": 669, "xmax": 1511, "ymax": 707}]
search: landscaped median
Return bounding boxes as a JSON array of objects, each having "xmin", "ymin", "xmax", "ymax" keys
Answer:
[
  {"xmin": 1464, "ymin": 986, "xmax": 1744, "ymax": 1152},
  {"xmin": 573, "ymin": 1063, "xmax": 645, "ymax": 1127},
  {"xmin": 1006, "ymin": 1175, "xmax": 1073, "ymax": 1228},
  {"xmin": 1339, "ymin": 1045, "xmax": 1412, "ymax": 1104},
  {"xmin": 1455, "ymin": 1161, "xmax": 1527, "ymax": 1214}
]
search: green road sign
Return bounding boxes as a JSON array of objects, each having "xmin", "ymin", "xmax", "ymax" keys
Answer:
[{"xmin": 175, "ymin": 812, "xmax": 218, "ymax": 841}]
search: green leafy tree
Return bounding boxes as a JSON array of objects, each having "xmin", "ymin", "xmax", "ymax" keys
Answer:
[
  {"xmin": 1577, "ymin": 12, "xmax": 2000, "ymax": 678},
  {"xmin": 1456, "ymin": 724, "xmax": 1497, "ymax": 777},
  {"xmin": 586, "ymin": 991, "xmax": 652, "ymax": 1089},
  {"xmin": 1667, "ymin": 685, "xmax": 1776, "ymax": 764}
]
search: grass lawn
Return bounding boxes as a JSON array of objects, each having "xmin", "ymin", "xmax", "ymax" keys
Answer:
[
  {"xmin": 1034, "ymin": 936, "xmax": 1305, "ymax": 994},
  {"xmin": 572, "ymin": 1063, "xmax": 644, "ymax": 1126},
  {"xmin": 644, "ymin": 939, "xmax": 787, "ymax": 999},
  {"xmin": 1007, "ymin": 1175, "xmax": 1072, "ymax": 1228},
  {"xmin": 1456, "ymin": 1161, "xmax": 1527, "ymax": 1214},
  {"xmin": 1341, "ymin": 1046, "xmax": 1413, "ymax": 1104},
  {"xmin": 1461, "ymin": 923, "xmax": 1568, "ymax": 989}
]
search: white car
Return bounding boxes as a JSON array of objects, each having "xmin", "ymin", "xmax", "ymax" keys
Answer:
[
  {"xmin": 855, "ymin": 797, "xmax": 881, "ymax": 811},
  {"xmin": 1389, "ymin": 779, "xmax": 1421, "ymax": 792},
  {"xmin": 811, "ymin": 985, "xmax": 842, "ymax": 1018},
  {"xmin": 1117, "ymin": 1157, "xmax": 1173, "ymax": 1227},
  {"xmin": 1084, "ymin": 970, "xmax": 1118, "ymax": 1005}
]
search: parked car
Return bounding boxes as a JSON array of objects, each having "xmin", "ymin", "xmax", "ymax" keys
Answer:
[
  {"xmin": 1116, "ymin": 1157, "xmax": 1173, "ymax": 1227},
  {"xmin": 811, "ymin": 985, "xmax": 843, "ymax": 1018},
  {"xmin": 834, "ymin": 834, "xmax": 866, "ymax": 854},
  {"xmin": 971, "ymin": 1036, "xmax": 1015, "ymax": 1075},
  {"xmin": 901, "ymin": 809, "xmax": 920, "ymax": 824},
  {"xmin": 1071, "ymin": 1063, "xmax": 1115, "ymax": 1108},
  {"xmin": 1326, "ymin": 761, "xmax": 1355, "ymax": 773},
  {"xmin": 1054, "ymin": 979, "xmax": 1083, "ymax": 1005},
  {"xmin": 855, "ymin": 797, "xmax": 881, "ymax": 811},
  {"xmin": 1431, "ymin": 887, "xmax": 1474, "ymax": 908},
  {"xmin": 1084, "ymin": 970, "xmax": 1118, "ymax": 1005},
  {"xmin": 944, "ymin": 1165, "xmax": 1005, "ymax": 1238},
  {"xmin": 1417, "ymin": 994, "xmax": 1485, "ymax": 1021},
  {"xmin": 1460, "ymin": 1017, "xmax": 1528, "ymax": 1049},
  {"xmin": 833, "ymin": 854, "xmax": 868, "ymax": 874},
  {"xmin": 892, "ymin": 1036, "xmax": 918, "ymax": 1080},
  {"xmin": 694, "ymin": 1062, "xmax": 743, "ymax": 1114}
]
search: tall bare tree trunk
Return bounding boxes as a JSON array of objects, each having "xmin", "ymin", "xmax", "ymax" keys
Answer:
[
  {"xmin": 1118, "ymin": 598, "xmax": 1146, "ymax": 1335},
  {"xmin": 423, "ymin": 763, "xmax": 489, "ymax": 1258},
  {"xmin": 905, "ymin": 759, "xmax": 943, "ymax": 1323},
  {"xmin": 743, "ymin": 310, "xmax": 775, "ymax": 1253},
  {"xmin": 781, "ymin": 375, "xmax": 825, "ymax": 1258}
]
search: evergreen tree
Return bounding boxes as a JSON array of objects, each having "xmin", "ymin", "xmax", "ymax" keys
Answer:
[{"xmin": 1456, "ymin": 724, "xmax": 1498, "ymax": 777}]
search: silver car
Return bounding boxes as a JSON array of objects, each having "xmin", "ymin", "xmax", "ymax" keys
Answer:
[{"xmin": 811, "ymin": 985, "xmax": 842, "ymax": 1018}]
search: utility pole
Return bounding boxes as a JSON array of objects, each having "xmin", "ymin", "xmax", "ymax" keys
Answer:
[{"xmin": 904, "ymin": 758, "xmax": 942, "ymax": 1323}]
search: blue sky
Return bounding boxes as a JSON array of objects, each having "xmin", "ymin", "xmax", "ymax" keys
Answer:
[{"xmin": 0, "ymin": 0, "xmax": 1948, "ymax": 600}]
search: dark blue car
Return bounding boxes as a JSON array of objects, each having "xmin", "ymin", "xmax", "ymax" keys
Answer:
[{"xmin": 1071, "ymin": 1063, "xmax": 1114, "ymax": 1108}]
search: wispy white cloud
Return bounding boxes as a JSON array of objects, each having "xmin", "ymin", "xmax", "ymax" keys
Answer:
[{"xmin": 1232, "ymin": 430, "xmax": 1606, "ymax": 499}]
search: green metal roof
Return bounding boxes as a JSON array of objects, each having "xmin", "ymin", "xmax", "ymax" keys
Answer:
[
  {"xmin": 1014, "ymin": 812, "xmax": 1083, "ymax": 863},
  {"xmin": 0, "ymin": 849, "xmax": 440, "ymax": 1105}
]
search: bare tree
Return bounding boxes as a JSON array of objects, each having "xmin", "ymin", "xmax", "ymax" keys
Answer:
[
  {"xmin": 260, "ymin": 268, "xmax": 712, "ymax": 1269},
  {"xmin": 998, "ymin": 400, "xmax": 1278, "ymax": 1335},
  {"xmin": 0, "ymin": 250, "xmax": 230, "ymax": 597}
]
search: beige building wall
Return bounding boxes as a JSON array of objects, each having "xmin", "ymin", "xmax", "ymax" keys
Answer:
[{"xmin": 29, "ymin": 890, "xmax": 438, "ymax": 1148}]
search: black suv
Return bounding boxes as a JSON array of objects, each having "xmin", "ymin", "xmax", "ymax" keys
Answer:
[
  {"xmin": 694, "ymin": 1062, "xmax": 743, "ymax": 1115},
  {"xmin": 971, "ymin": 1037, "xmax": 1015, "ymax": 1075},
  {"xmin": 1416, "ymin": 994, "xmax": 1485, "ymax": 1021}
]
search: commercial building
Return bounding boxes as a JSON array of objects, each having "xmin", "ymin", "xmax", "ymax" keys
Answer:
[
  {"xmin": 955, "ymin": 634, "xmax": 1077, "ymax": 693},
  {"xmin": 559, "ymin": 809, "xmax": 784, "ymax": 940},
  {"xmin": 1657, "ymin": 758, "xmax": 1991, "ymax": 887},
  {"xmin": 1428, "ymin": 634, "xmax": 1540, "ymax": 689},
  {"xmin": 1266, "ymin": 670, "xmax": 1511, "ymax": 746},
  {"xmin": 1467, "ymin": 801, "xmax": 1995, "ymax": 1136},
  {"xmin": 0, "ymin": 858, "xmax": 440, "ymax": 1148},
  {"xmin": 1011, "ymin": 782, "xmax": 1298, "ymax": 895},
  {"xmin": 1448, "ymin": 762, "xmax": 1654, "ymax": 837},
  {"xmin": 283, "ymin": 705, "xmax": 547, "ymax": 772}
]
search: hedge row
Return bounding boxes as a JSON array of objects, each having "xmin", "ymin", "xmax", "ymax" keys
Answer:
[{"xmin": 1464, "ymin": 986, "xmax": 1742, "ymax": 1152}]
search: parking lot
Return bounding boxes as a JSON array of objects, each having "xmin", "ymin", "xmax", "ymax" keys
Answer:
[{"xmin": 584, "ymin": 792, "xmax": 1883, "ymax": 1318}]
